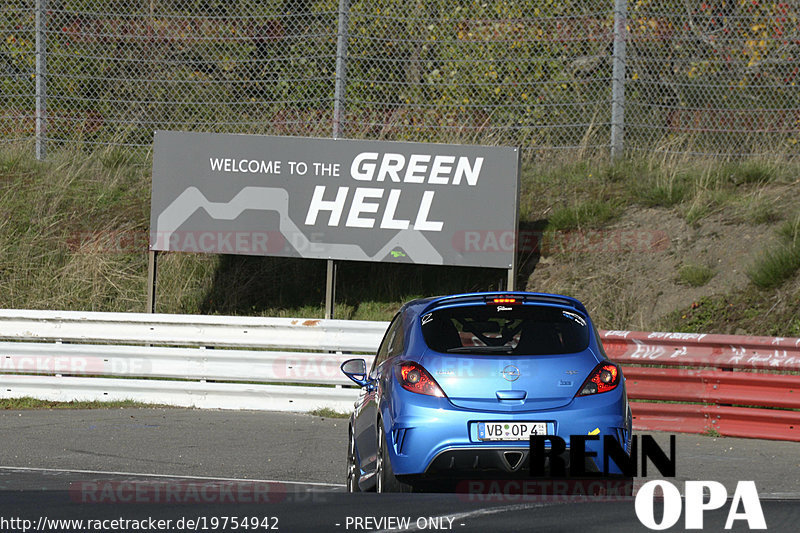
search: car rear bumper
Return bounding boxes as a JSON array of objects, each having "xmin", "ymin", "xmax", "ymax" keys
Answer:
[{"xmin": 384, "ymin": 387, "xmax": 630, "ymax": 477}]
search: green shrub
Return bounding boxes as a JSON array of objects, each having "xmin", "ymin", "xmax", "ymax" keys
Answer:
[
  {"xmin": 677, "ymin": 264, "xmax": 715, "ymax": 287},
  {"xmin": 747, "ymin": 245, "xmax": 800, "ymax": 290}
]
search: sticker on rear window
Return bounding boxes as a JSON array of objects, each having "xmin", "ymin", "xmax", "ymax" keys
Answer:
[
  {"xmin": 421, "ymin": 313, "xmax": 433, "ymax": 325},
  {"xmin": 562, "ymin": 311, "xmax": 587, "ymax": 327}
]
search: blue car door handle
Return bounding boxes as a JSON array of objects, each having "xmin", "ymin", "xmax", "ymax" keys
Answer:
[{"xmin": 496, "ymin": 390, "xmax": 527, "ymax": 401}]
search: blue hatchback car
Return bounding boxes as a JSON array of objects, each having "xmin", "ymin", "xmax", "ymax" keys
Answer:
[{"xmin": 341, "ymin": 291, "xmax": 632, "ymax": 492}]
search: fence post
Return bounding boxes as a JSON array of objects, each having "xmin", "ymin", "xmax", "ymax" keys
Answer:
[
  {"xmin": 610, "ymin": 0, "xmax": 627, "ymax": 158},
  {"xmin": 327, "ymin": 0, "xmax": 350, "ymax": 319},
  {"xmin": 332, "ymin": 0, "xmax": 349, "ymax": 140},
  {"xmin": 35, "ymin": 0, "xmax": 48, "ymax": 160}
]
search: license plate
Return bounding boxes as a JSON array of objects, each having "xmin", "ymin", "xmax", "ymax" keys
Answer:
[{"xmin": 477, "ymin": 421, "xmax": 547, "ymax": 441}]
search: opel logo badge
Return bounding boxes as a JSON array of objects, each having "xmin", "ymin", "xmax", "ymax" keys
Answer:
[{"xmin": 501, "ymin": 365, "xmax": 521, "ymax": 382}]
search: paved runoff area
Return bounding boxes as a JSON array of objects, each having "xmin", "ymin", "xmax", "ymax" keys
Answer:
[{"xmin": 1, "ymin": 408, "xmax": 799, "ymax": 532}]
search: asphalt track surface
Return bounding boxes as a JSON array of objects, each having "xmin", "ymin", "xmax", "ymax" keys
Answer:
[{"xmin": 1, "ymin": 408, "xmax": 799, "ymax": 532}]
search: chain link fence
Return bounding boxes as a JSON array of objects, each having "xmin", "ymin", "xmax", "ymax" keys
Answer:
[
  {"xmin": 2, "ymin": 0, "xmax": 799, "ymax": 159},
  {"xmin": 627, "ymin": 0, "xmax": 800, "ymax": 157},
  {"xmin": 2, "ymin": 1, "xmax": 36, "ymax": 145}
]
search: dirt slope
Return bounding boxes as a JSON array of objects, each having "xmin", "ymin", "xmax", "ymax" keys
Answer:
[{"xmin": 527, "ymin": 184, "xmax": 800, "ymax": 336}]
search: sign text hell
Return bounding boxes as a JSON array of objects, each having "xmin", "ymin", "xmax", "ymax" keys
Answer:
[{"xmin": 304, "ymin": 152, "xmax": 484, "ymax": 232}]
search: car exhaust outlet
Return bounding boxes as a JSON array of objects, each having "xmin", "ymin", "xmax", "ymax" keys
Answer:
[{"xmin": 503, "ymin": 451, "xmax": 524, "ymax": 470}]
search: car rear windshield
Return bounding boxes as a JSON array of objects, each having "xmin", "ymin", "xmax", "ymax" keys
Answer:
[{"xmin": 421, "ymin": 305, "xmax": 590, "ymax": 355}]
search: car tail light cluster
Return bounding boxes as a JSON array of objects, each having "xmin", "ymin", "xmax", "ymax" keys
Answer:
[
  {"xmin": 394, "ymin": 362, "xmax": 446, "ymax": 397},
  {"xmin": 576, "ymin": 362, "xmax": 621, "ymax": 396}
]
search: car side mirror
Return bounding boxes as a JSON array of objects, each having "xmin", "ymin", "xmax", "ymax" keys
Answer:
[{"xmin": 341, "ymin": 358, "xmax": 369, "ymax": 387}]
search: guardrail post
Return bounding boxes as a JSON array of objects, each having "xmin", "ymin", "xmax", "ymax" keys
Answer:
[
  {"xmin": 610, "ymin": 0, "xmax": 627, "ymax": 158},
  {"xmin": 35, "ymin": 0, "xmax": 48, "ymax": 160}
]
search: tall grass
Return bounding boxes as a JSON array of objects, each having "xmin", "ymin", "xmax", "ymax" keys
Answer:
[
  {"xmin": 0, "ymin": 144, "xmax": 149, "ymax": 311},
  {"xmin": 523, "ymin": 154, "xmax": 795, "ymax": 228},
  {"xmin": 546, "ymin": 199, "xmax": 623, "ymax": 231}
]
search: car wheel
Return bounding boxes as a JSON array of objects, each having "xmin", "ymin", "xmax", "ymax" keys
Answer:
[
  {"xmin": 376, "ymin": 421, "xmax": 412, "ymax": 493},
  {"xmin": 346, "ymin": 428, "xmax": 361, "ymax": 493}
]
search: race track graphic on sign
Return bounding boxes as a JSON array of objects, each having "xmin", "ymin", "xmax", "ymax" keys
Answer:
[
  {"xmin": 149, "ymin": 132, "xmax": 519, "ymax": 268},
  {"xmin": 154, "ymin": 186, "xmax": 444, "ymax": 264}
]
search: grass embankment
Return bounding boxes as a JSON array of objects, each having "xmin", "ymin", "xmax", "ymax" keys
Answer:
[
  {"xmin": 1, "ymin": 143, "xmax": 798, "ymax": 335},
  {"xmin": 0, "ymin": 397, "xmax": 169, "ymax": 409}
]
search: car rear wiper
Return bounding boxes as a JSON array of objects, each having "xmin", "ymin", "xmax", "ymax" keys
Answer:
[{"xmin": 446, "ymin": 346, "xmax": 514, "ymax": 353}]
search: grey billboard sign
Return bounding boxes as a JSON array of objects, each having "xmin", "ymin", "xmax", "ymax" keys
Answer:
[{"xmin": 150, "ymin": 131, "xmax": 519, "ymax": 268}]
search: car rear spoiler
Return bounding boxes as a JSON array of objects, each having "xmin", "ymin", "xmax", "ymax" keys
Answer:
[{"xmin": 420, "ymin": 291, "xmax": 589, "ymax": 316}]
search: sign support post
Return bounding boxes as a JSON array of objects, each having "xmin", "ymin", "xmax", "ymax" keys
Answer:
[
  {"xmin": 146, "ymin": 250, "xmax": 158, "ymax": 313},
  {"xmin": 325, "ymin": 259, "xmax": 337, "ymax": 319}
]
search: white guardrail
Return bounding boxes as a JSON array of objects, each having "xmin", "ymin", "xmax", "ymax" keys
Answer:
[{"xmin": 0, "ymin": 309, "xmax": 387, "ymax": 413}]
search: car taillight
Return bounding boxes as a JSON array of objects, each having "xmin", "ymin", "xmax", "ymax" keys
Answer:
[
  {"xmin": 394, "ymin": 362, "xmax": 446, "ymax": 397},
  {"xmin": 576, "ymin": 362, "xmax": 622, "ymax": 396}
]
